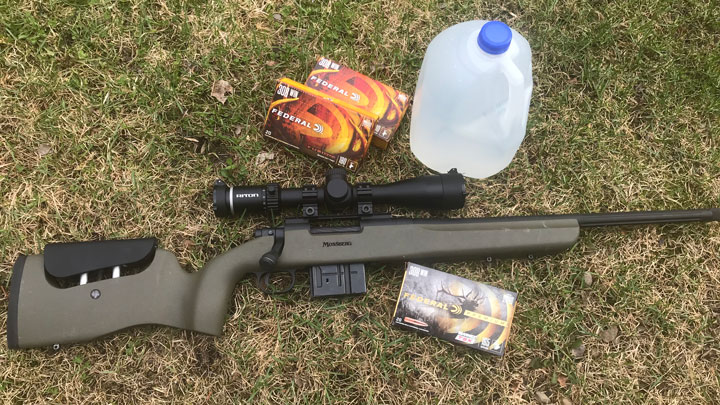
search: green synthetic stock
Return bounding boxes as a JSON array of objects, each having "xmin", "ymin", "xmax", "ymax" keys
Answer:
[
  {"xmin": 9, "ymin": 217, "xmax": 580, "ymax": 349},
  {"xmin": 8, "ymin": 209, "xmax": 720, "ymax": 349}
]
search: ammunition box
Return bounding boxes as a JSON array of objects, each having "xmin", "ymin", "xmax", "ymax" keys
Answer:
[
  {"xmin": 392, "ymin": 262, "xmax": 518, "ymax": 356},
  {"xmin": 305, "ymin": 57, "xmax": 410, "ymax": 149},
  {"xmin": 263, "ymin": 78, "xmax": 378, "ymax": 172}
]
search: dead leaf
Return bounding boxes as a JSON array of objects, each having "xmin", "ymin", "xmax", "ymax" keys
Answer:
[
  {"xmin": 570, "ymin": 343, "xmax": 585, "ymax": 359},
  {"xmin": 273, "ymin": 13, "xmax": 282, "ymax": 21},
  {"xmin": 234, "ymin": 125, "xmax": 242, "ymax": 136},
  {"xmin": 535, "ymin": 390, "xmax": 550, "ymax": 404},
  {"xmin": 583, "ymin": 271, "xmax": 593, "ymax": 287},
  {"xmin": 255, "ymin": 152, "xmax": 275, "ymax": 167},
  {"xmin": 600, "ymin": 325, "xmax": 619, "ymax": 343},
  {"xmin": 557, "ymin": 374, "xmax": 568, "ymax": 388},
  {"xmin": 211, "ymin": 80, "xmax": 233, "ymax": 104},
  {"xmin": 265, "ymin": 60, "xmax": 276, "ymax": 67},
  {"xmin": 561, "ymin": 397, "xmax": 573, "ymax": 405},
  {"xmin": 37, "ymin": 144, "xmax": 52, "ymax": 157}
]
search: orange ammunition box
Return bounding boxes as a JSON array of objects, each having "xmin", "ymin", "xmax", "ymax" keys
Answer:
[
  {"xmin": 263, "ymin": 78, "xmax": 377, "ymax": 172},
  {"xmin": 305, "ymin": 57, "xmax": 410, "ymax": 149}
]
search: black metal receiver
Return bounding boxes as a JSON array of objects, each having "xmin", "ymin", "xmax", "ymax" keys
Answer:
[
  {"xmin": 252, "ymin": 215, "xmax": 384, "ymax": 297},
  {"xmin": 212, "ymin": 168, "xmax": 467, "ymax": 218}
]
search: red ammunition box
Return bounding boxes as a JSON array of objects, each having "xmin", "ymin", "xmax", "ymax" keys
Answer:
[
  {"xmin": 392, "ymin": 263, "xmax": 518, "ymax": 356},
  {"xmin": 263, "ymin": 78, "xmax": 378, "ymax": 172},
  {"xmin": 305, "ymin": 57, "xmax": 410, "ymax": 149}
]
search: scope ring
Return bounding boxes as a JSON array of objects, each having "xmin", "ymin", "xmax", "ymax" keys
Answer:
[{"xmin": 265, "ymin": 183, "xmax": 280, "ymax": 211}]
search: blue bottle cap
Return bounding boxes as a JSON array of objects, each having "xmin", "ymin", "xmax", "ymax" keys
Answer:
[{"xmin": 477, "ymin": 21, "xmax": 512, "ymax": 55}]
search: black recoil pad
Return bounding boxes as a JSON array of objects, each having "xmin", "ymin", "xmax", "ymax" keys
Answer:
[{"xmin": 7, "ymin": 255, "xmax": 26, "ymax": 349}]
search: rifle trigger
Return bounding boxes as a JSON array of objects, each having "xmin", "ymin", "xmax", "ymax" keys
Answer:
[
  {"xmin": 263, "ymin": 272, "xmax": 272, "ymax": 292},
  {"xmin": 254, "ymin": 272, "xmax": 269, "ymax": 294}
]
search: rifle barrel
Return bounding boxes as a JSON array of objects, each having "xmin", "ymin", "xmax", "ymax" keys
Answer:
[{"xmin": 531, "ymin": 208, "xmax": 720, "ymax": 228}]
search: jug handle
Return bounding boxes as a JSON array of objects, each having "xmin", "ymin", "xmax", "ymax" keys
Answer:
[{"xmin": 499, "ymin": 58, "xmax": 525, "ymax": 134}]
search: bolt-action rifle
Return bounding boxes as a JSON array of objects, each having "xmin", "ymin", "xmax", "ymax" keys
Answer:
[
  {"xmin": 8, "ymin": 206, "xmax": 719, "ymax": 349},
  {"xmin": 6, "ymin": 168, "xmax": 720, "ymax": 349}
]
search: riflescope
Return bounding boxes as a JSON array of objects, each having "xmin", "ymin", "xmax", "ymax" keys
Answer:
[{"xmin": 213, "ymin": 168, "xmax": 466, "ymax": 217}]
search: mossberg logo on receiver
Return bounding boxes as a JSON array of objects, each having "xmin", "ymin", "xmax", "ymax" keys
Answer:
[{"xmin": 322, "ymin": 241, "xmax": 352, "ymax": 247}]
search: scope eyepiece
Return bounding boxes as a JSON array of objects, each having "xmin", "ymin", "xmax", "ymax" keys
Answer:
[
  {"xmin": 212, "ymin": 180, "xmax": 232, "ymax": 217},
  {"xmin": 213, "ymin": 168, "xmax": 467, "ymax": 218}
]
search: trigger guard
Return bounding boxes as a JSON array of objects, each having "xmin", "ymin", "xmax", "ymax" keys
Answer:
[{"xmin": 259, "ymin": 270, "xmax": 296, "ymax": 295}]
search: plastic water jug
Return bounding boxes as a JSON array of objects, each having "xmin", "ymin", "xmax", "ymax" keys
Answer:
[{"xmin": 410, "ymin": 21, "xmax": 532, "ymax": 179}]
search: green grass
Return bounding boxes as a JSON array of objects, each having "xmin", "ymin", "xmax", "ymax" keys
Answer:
[{"xmin": 1, "ymin": 0, "xmax": 719, "ymax": 403}]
